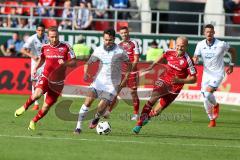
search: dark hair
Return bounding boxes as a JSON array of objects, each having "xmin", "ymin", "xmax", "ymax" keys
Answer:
[
  {"xmin": 119, "ymin": 26, "xmax": 128, "ymax": 31},
  {"xmin": 36, "ymin": 23, "xmax": 45, "ymax": 29},
  {"xmin": 150, "ymin": 40, "xmax": 158, "ymax": 46},
  {"xmin": 204, "ymin": 24, "xmax": 214, "ymax": 30},
  {"xmin": 103, "ymin": 28, "xmax": 115, "ymax": 37}
]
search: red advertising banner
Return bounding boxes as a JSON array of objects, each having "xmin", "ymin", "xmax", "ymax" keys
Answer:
[
  {"xmin": 0, "ymin": 57, "xmax": 31, "ymax": 94},
  {"xmin": 0, "ymin": 58, "xmax": 239, "ymax": 95}
]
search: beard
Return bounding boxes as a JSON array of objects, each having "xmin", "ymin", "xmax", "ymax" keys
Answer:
[{"xmin": 104, "ymin": 43, "xmax": 116, "ymax": 51}]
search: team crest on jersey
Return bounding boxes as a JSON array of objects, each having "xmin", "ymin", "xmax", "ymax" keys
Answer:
[
  {"xmin": 179, "ymin": 60, "xmax": 184, "ymax": 65},
  {"xmin": 59, "ymin": 47, "xmax": 64, "ymax": 53}
]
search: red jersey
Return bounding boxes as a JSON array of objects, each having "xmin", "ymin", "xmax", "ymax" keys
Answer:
[
  {"xmin": 119, "ymin": 39, "xmax": 140, "ymax": 63},
  {"xmin": 40, "ymin": 42, "xmax": 75, "ymax": 78},
  {"xmin": 158, "ymin": 50, "xmax": 197, "ymax": 93}
]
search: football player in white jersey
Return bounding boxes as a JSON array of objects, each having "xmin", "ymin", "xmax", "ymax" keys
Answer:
[
  {"xmin": 21, "ymin": 23, "xmax": 48, "ymax": 110},
  {"xmin": 193, "ymin": 24, "xmax": 237, "ymax": 127},
  {"xmin": 74, "ymin": 29, "xmax": 132, "ymax": 134}
]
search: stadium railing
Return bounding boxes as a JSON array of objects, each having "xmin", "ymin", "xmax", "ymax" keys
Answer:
[{"xmin": 0, "ymin": 4, "xmax": 240, "ymax": 37}]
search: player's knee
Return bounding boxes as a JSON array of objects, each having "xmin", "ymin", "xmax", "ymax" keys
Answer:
[
  {"xmin": 32, "ymin": 92, "xmax": 42, "ymax": 100},
  {"xmin": 203, "ymin": 91, "xmax": 212, "ymax": 100}
]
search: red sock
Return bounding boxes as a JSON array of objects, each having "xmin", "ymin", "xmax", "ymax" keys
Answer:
[
  {"xmin": 133, "ymin": 97, "xmax": 140, "ymax": 114},
  {"xmin": 23, "ymin": 96, "xmax": 35, "ymax": 110},
  {"xmin": 137, "ymin": 101, "xmax": 154, "ymax": 126},
  {"xmin": 32, "ymin": 109, "xmax": 47, "ymax": 122}
]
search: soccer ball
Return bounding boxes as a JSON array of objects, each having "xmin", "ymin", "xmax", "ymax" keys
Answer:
[{"xmin": 96, "ymin": 121, "xmax": 111, "ymax": 135}]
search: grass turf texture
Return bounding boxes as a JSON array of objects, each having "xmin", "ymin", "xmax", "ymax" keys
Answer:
[{"xmin": 0, "ymin": 94, "xmax": 240, "ymax": 160}]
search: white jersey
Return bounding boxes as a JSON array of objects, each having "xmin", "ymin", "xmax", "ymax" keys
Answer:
[
  {"xmin": 194, "ymin": 38, "xmax": 230, "ymax": 77},
  {"xmin": 23, "ymin": 33, "xmax": 48, "ymax": 80},
  {"xmin": 89, "ymin": 44, "xmax": 129, "ymax": 95},
  {"xmin": 23, "ymin": 33, "xmax": 48, "ymax": 57}
]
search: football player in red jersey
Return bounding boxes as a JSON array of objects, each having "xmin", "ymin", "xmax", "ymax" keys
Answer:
[
  {"xmin": 14, "ymin": 26, "xmax": 76, "ymax": 130},
  {"xmin": 105, "ymin": 26, "xmax": 141, "ymax": 120},
  {"xmin": 133, "ymin": 36, "xmax": 197, "ymax": 134}
]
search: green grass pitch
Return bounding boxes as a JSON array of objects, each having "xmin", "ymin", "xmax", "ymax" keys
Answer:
[{"xmin": 0, "ymin": 94, "xmax": 240, "ymax": 160}]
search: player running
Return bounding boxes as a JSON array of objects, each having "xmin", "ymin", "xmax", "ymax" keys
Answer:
[
  {"xmin": 21, "ymin": 23, "xmax": 48, "ymax": 110},
  {"xmin": 74, "ymin": 29, "xmax": 131, "ymax": 134},
  {"xmin": 105, "ymin": 26, "xmax": 140, "ymax": 120},
  {"xmin": 14, "ymin": 26, "xmax": 76, "ymax": 130},
  {"xmin": 193, "ymin": 24, "xmax": 237, "ymax": 127},
  {"xmin": 133, "ymin": 36, "xmax": 197, "ymax": 134}
]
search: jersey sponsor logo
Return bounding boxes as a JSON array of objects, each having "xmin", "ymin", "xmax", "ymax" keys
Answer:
[
  {"xmin": 168, "ymin": 62, "xmax": 181, "ymax": 71},
  {"xmin": 46, "ymin": 55, "xmax": 64, "ymax": 59}
]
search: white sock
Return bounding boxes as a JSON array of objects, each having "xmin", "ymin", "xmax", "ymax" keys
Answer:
[
  {"xmin": 76, "ymin": 104, "xmax": 89, "ymax": 129},
  {"xmin": 203, "ymin": 98, "xmax": 214, "ymax": 120},
  {"xmin": 32, "ymin": 86, "xmax": 39, "ymax": 105},
  {"xmin": 208, "ymin": 94, "xmax": 217, "ymax": 106}
]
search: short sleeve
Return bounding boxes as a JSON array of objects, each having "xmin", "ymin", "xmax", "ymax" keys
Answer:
[
  {"xmin": 194, "ymin": 42, "xmax": 201, "ymax": 56},
  {"xmin": 132, "ymin": 40, "xmax": 140, "ymax": 55},
  {"xmin": 66, "ymin": 43, "xmax": 76, "ymax": 59},
  {"xmin": 22, "ymin": 36, "xmax": 33, "ymax": 49},
  {"xmin": 223, "ymin": 41, "xmax": 230, "ymax": 52}
]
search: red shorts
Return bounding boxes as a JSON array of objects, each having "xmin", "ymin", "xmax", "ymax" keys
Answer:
[
  {"xmin": 126, "ymin": 73, "xmax": 139, "ymax": 89},
  {"xmin": 159, "ymin": 93, "xmax": 178, "ymax": 109},
  {"xmin": 153, "ymin": 79, "xmax": 179, "ymax": 108},
  {"xmin": 35, "ymin": 76, "xmax": 64, "ymax": 106}
]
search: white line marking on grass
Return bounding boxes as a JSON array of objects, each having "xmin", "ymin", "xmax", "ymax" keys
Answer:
[
  {"xmin": 1, "ymin": 134, "xmax": 240, "ymax": 149},
  {"xmin": 174, "ymin": 102, "xmax": 240, "ymax": 111}
]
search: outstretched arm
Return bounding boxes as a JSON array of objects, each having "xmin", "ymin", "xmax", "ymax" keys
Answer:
[{"xmin": 172, "ymin": 75, "xmax": 197, "ymax": 84}]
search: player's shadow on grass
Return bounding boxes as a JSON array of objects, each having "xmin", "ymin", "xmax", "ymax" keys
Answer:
[{"xmin": 54, "ymin": 100, "xmax": 98, "ymax": 121}]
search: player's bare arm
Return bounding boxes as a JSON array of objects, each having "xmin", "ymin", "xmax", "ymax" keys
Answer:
[
  {"xmin": 172, "ymin": 75, "xmax": 197, "ymax": 84},
  {"xmin": 32, "ymin": 56, "xmax": 45, "ymax": 77},
  {"xmin": 21, "ymin": 48, "xmax": 38, "ymax": 61},
  {"xmin": 226, "ymin": 47, "xmax": 237, "ymax": 75},
  {"xmin": 132, "ymin": 54, "xmax": 139, "ymax": 71},
  {"xmin": 140, "ymin": 55, "xmax": 165, "ymax": 75},
  {"xmin": 120, "ymin": 60, "xmax": 132, "ymax": 90},
  {"xmin": 63, "ymin": 58, "xmax": 77, "ymax": 67},
  {"xmin": 192, "ymin": 55, "xmax": 199, "ymax": 64}
]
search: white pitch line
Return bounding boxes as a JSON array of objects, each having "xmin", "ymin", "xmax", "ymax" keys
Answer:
[
  {"xmin": 0, "ymin": 134, "xmax": 240, "ymax": 149},
  {"xmin": 174, "ymin": 102, "xmax": 240, "ymax": 111}
]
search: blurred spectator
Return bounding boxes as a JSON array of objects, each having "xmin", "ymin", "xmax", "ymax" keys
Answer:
[
  {"xmin": 72, "ymin": 0, "xmax": 92, "ymax": 8},
  {"xmin": 146, "ymin": 40, "xmax": 164, "ymax": 62},
  {"xmin": 37, "ymin": 0, "xmax": 56, "ymax": 17},
  {"xmin": 73, "ymin": 35, "xmax": 93, "ymax": 60},
  {"xmin": 17, "ymin": 13, "xmax": 30, "ymax": 29},
  {"xmin": 74, "ymin": 1, "xmax": 93, "ymax": 30},
  {"xmin": 224, "ymin": 0, "xmax": 240, "ymax": 22},
  {"xmin": 58, "ymin": 0, "xmax": 74, "ymax": 30},
  {"xmin": 92, "ymin": 0, "xmax": 109, "ymax": 18},
  {"xmin": 110, "ymin": 0, "xmax": 131, "ymax": 19},
  {"xmin": 0, "ymin": 32, "xmax": 24, "ymax": 57},
  {"xmin": 4, "ymin": 7, "xmax": 19, "ymax": 28},
  {"xmin": 224, "ymin": 0, "xmax": 240, "ymax": 35}
]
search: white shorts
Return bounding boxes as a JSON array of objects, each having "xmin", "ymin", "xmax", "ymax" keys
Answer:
[
  {"xmin": 90, "ymin": 81, "xmax": 119, "ymax": 102},
  {"xmin": 201, "ymin": 72, "xmax": 224, "ymax": 91}
]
